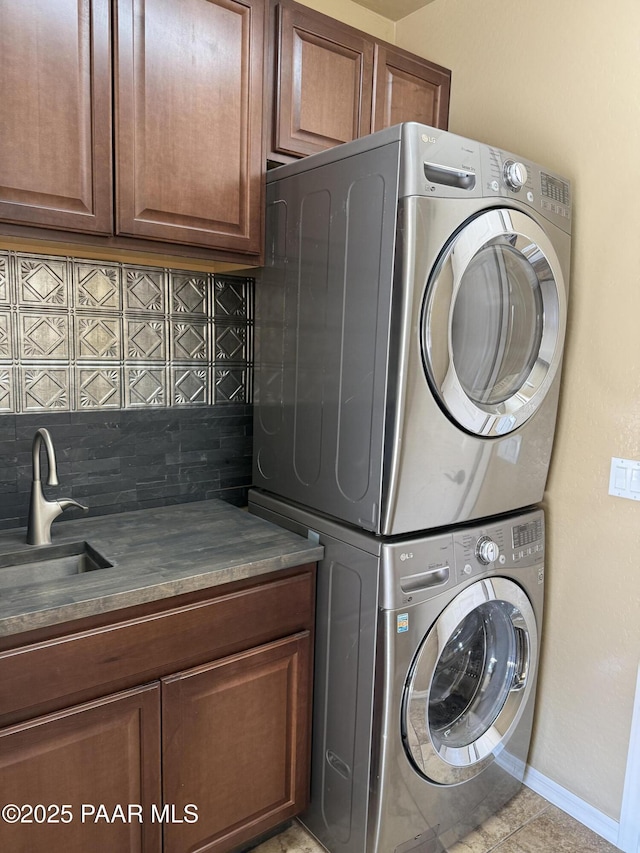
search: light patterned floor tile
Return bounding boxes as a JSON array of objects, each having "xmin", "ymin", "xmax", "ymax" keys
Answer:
[
  {"xmin": 257, "ymin": 799, "xmax": 616, "ymax": 853},
  {"xmin": 251, "ymin": 821, "xmax": 327, "ymax": 853},
  {"xmin": 448, "ymin": 787, "xmax": 549, "ymax": 853},
  {"xmin": 491, "ymin": 805, "xmax": 619, "ymax": 853}
]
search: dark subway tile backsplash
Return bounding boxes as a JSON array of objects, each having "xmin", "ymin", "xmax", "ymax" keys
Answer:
[{"xmin": 0, "ymin": 404, "xmax": 253, "ymax": 530}]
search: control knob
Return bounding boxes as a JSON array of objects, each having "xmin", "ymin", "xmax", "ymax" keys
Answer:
[
  {"xmin": 476, "ymin": 536, "xmax": 500, "ymax": 565},
  {"xmin": 503, "ymin": 160, "xmax": 528, "ymax": 190}
]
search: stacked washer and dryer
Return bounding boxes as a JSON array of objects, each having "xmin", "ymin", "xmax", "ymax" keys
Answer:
[{"xmin": 249, "ymin": 123, "xmax": 571, "ymax": 853}]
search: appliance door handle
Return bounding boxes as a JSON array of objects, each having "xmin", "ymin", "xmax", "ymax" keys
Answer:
[{"xmin": 512, "ymin": 626, "xmax": 530, "ymax": 691}]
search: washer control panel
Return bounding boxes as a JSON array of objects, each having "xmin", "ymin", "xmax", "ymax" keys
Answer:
[
  {"xmin": 453, "ymin": 510, "xmax": 544, "ymax": 583},
  {"xmin": 380, "ymin": 508, "xmax": 545, "ymax": 609}
]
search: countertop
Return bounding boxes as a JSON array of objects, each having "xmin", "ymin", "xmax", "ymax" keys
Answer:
[{"xmin": 0, "ymin": 500, "xmax": 324, "ymax": 638}]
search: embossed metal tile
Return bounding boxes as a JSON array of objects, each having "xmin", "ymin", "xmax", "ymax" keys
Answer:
[
  {"xmin": 74, "ymin": 261, "xmax": 121, "ymax": 310},
  {"xmin": 126, "ymin": 318, "xmax": 167, "ymax": 360},
  {"xmin": 215, "ymin": 366, "xmax": 249, "ymax": 403},
  {"xmin": 172, "ymin": 321, "xmax": 208, "ymax": 361},
  {"xmin": 170, "ymin": 271, "xmax": 208, "ymax": 316},
  {"xmin": 214, "ymin": 276, "xmax": 252, "ymax": 319},
  {"xmin": 125, "ymin": 365, "xmax": 168, "ymax": 408},
  {"xmin": 17, "ymin": 255, "xmax": 69, "ymax": 307},
  {"xmin": 21, "ymin": 366, "xmax": 70, "ymax": 412},
  {"xmin": 77, "ymin": 366, "xmax": 122, "ymax": 409},
  {"xmin": 124, "ymin": 266, "xmax": 166, "ymax": 313},
  {"xmin": 76, "ymin": 316, "xmax": 121, "ymax": 360},
  {"xmin": 215, "ymin": 325, "xmax": 247, "ymax": 362},
  {"xmin": 1, "ymin": 252, "xmax": 254, "ymax": 412},
  {"xmin": 172, "ymin": 366, "xmax": 210, "ymax": 406},
  {"xmin": 20, "ymin": 313, "xmax": 70, "ymax": 360}
]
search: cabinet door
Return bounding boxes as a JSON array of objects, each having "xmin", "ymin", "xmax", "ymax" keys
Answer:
[
  {"xmin": 372, "ymin": 43, "xmax": 451, "ymax": 132},
  {"xmin": 162, "ymin": 632, "xmax": 312, "ymax": 853},
  {"xmin": 115, "ymin": 0, "xmax": 265, "ymax": 255},
  {"xmin": 0, "ymin": 0, "xmax": 112, "ymax": 234},
  {"xmin": 272, "ymin": 1, "xmax": 374, "ymax": 158},
  {"xmin": 0, "ymin": 684, "xmax": 161, "ymax": 853}
]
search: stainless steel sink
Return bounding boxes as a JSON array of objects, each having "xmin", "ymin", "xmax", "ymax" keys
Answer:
[{"xmin": 0, "ymin": 541, "xmax": 113, "ymax": 587}]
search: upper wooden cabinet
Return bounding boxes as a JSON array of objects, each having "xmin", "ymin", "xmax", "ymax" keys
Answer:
[
  {"xmin": 115, "ymin": 0, "xmax": 265, "ymax": 255},
  {"xmin": 0, "ymin": 0, "xmax": 266, "ymax": 262},
  {"xmin": 0, "ymin": 0, "xmax": 113, "ymax": 234},
  {"xmin": 371, "ymin": 42, "xmax": 451, "ymax": 133},
  {"xmin": 273, "ymin": 2, "xmax": 374, "ymax": 158},
  {"xmin": 0, "ymin": 0, "xmax": 450, "ymax": 258},
  {"xmin": 268, "ymin": 0, "xmax": 451, "ymax": 162}
]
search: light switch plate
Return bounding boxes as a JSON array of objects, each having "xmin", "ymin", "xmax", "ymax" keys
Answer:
[{"xmin": 609, "ymin": 457, "xmax": 640, "ymax": 501}]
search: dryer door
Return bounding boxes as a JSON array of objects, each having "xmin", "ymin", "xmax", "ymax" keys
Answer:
[
  {"xmin": 422, "ymin": 208, "xmax": 566, "ymax": 436},
  {"xmin": 402, "ymin": 577, "xmax": 538, "ymax": 785}
]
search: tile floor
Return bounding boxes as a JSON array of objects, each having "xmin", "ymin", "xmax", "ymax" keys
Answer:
[{"xmin": 253, "ymin": 788, "xmax": 619, "ymax": 853}]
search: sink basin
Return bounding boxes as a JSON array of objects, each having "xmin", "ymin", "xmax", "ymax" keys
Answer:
[{"xmin": 0, "ymin": 541, "xmax": 113, "ymax": 587}]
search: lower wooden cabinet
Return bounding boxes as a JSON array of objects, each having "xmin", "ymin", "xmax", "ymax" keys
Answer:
[
  {"xmin": 0, "ymin": 566, "xmax": 315, "ymax": 853},
  {"xmin": 0, "ymin": 684, "xmax": 162, "ymax": 852},
  {"xmin": 163, "ymin": 632, "xmax": 311, "ymax": 853}
]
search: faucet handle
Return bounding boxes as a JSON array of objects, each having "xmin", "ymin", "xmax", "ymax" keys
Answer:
[{"xmin": 58, "ymin": 498, "xmax": 89, "ymax": 514}]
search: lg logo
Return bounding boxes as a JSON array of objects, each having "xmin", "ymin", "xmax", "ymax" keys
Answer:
[{"xmin": 400, "ymin": 552, "xmax": 414, "ymax": 562}]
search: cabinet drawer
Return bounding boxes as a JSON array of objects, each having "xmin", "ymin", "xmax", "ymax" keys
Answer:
[{"xmin": 0, "ymin": 568, "xmax": 315, "ymax": 726}]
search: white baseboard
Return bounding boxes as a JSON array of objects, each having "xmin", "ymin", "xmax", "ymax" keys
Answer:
[
  {"xmin": 524, "ymin": 664, "xmax": 640, "ymax": 853},
  {"xmin": 523, "ymin": 765, "xmax": 620, "ymax": 848}
]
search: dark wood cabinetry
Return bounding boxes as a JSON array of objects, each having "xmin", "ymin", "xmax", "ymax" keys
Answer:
[
  {"xmin": 268, "ymin": 0, "xmax": 451, "ymax": 162},
  {"xmin": 163, "ymin": 633, "xmax": 311, "ymax": 853},
  {"xmin": 0, "ymin": 0, "xmax": 265, "ymax": 262},
  {"xmin": 0, "ymin": 0, "xmax": 450, "ymax": 259},
  {"xmin": 273, "ymin": 1, "xmax": 374, "ymax": 157},
  {"xmin": 371, "ymin": 42, "xmax": 450, "ymax": 133},
  {"xmin": 0, "ymin": 685, "xmax": 162, "ymax": 852},
  {"xmin": 0, "ymin": 0, "xmax": 113, "ymax": 235},
  {"xmin": 115, "ymin": 0, "xmax": 265, "ymax": 255},
  {"xmin": 0, "ymin": 565, "xmax": 315, "ymax": 853}
]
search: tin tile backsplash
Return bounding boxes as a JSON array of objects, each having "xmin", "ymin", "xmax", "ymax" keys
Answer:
[
  {"xmin": 0, "ymin": 252, "xmax": 253, "ymax": 413},
  {"xmin": 0, "ymin": 251, "xmax": 254, "ymax": 527}
]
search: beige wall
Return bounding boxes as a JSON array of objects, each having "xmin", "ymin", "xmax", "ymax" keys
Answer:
[
  {"xmin": 397, "ymin": 0, "xmax": 640, "ymax": 822},
  {"xmin": 298, "ymin": 0, "xmax": 395, "ymax": 40}
]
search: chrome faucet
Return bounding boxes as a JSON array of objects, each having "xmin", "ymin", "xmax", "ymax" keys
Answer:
[{"xmin": 27, "ymin": 428, "xmax": 88, "ymax": 546}]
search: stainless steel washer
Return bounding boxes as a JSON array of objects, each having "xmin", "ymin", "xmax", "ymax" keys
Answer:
[{"xmin": 249, "ymin": 491, "xmax": 545, "ymax": 853}]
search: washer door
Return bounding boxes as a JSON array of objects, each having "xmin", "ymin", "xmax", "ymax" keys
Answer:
[
  {"xmin": 422, "ymin": 208, "xmax": 566, "ymax": 436},
  {"xmin": 402, "ymin": 577, "xmax": 538, "ymax": 785}
]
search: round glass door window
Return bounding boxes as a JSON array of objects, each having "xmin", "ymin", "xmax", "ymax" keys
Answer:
[
  {"xmin": 422, "ymin": 209, "xmax": 567, "ymax": 436},
  {"xmin": 402, "ymin": 578, "xmax": 538, "ymax": 785}
]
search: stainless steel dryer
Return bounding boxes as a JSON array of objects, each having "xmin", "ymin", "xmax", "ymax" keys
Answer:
[
  {"xmin": 249, "ymin": 490, "xmax": 545, "ymax": 853},
  {"xmin": 253, "ymin": 123, "xmax": 571, "ymax": 535}
]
